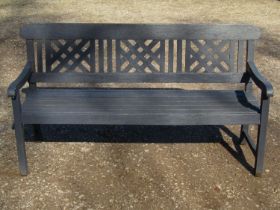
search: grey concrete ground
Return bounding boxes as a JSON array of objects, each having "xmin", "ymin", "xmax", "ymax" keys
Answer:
[{"xmin": 0, "ymin": 0, "xmax": 280, "ymax": 209}]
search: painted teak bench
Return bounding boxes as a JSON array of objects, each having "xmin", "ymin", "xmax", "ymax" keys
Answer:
[{"xmin": 7, "ymin": 24, "xmax": 273, "ymax": 176}]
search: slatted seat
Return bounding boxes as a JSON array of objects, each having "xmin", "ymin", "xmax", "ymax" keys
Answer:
[
  {"xmin": 21, "ymin": 88, "xmax": 260, "ymax": 125},
  {"xmin": 7, "ymin": 24, "xmax": 273, "ymax": 176}
]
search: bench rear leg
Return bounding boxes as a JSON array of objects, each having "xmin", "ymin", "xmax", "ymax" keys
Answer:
[
  {"xmin": 12, "ymin": 95, "xmax": 28, "ymax": 176},
  {"xmin": 239, "ymin": 125, "xmax": 249, "ymax": 145}
]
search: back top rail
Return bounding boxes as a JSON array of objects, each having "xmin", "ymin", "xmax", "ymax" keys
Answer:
[{"xmin": 21, "ymin": 23, "xmax": 261, "ymax": 40}]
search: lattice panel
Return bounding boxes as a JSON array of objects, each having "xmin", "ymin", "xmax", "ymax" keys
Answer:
[
  {"xmin": 47, "ymin": 39, "xmax": 91, "ymax": 73},
  {"xmin": 33, "ymin": 39, "xmax": 241, "ymax": 74},
  {"xmin": 118, "ymin": 40, "xmax": 164, "ymax": 73},
  {"xmin": 189, "ymin": 40, "xmax": 231, "ymax": 73}
]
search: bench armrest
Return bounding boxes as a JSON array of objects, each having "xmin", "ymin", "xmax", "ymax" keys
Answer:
[
  {"xmin": 7, "ymin": 61, "xmax": 33, "ymax": 98},
  {"xmin": 246, "ymin": 61, "xmax": 274, "ymax": 98}
]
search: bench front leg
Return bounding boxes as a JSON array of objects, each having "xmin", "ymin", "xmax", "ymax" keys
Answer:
[
  {"xmin": 240, "ymin": 61, "xmax": 273, "ymax": 176},
  {"xmin": 254, "ymin": 95, "xmax": 270, "ymax": 176},
  {"xmin": 12, "ymin": 93, "xmax": 28, "ymax": 175}
]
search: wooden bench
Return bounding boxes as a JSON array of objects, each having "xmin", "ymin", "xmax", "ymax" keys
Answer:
[{"xmin": 7, "ymin": 24, "xmax": 273, "ymax": 176}]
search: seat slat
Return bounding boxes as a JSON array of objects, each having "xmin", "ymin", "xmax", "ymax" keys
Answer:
[
  {"xmin": 23, "ymin": 107, "xmax": 258, "ymax": 115},
  {"xmin": 23, "ymin": 88, "xmax": 257, "ymax": 101},
  {"xmin": 24, "ymin": 100, "xmax": 258, "ymax": 106},
  {"xmin": 23, "ymin": 99, "xmax": 259, "ymax": 112},
  {"xmin": 22, "ymin": 88, "xmax": 260, "ymax": 125},
  {"xmin": 24, "ymin": 94, "xmax": 258, "ymax": 107},
  {"xmin": 22, "ymin": 113, "xmax": 259, "ymax": 125},
  {"xmin": 30, "ymin": 72, "xmax": 245, "ymax": 83}
]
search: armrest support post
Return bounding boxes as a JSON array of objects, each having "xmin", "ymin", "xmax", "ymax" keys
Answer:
[
  {"xmin": 246, "ymin": 61, "xmax": 273, "ymax": 98},
  {"xmin": 7, "ymin": 61, "xmax": 33, "ymax": 99}
]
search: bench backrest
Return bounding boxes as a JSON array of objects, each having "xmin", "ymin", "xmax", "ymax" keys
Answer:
[{"xmin": 21, "ymin": 24, "xmax": 260, "ymax": 84}]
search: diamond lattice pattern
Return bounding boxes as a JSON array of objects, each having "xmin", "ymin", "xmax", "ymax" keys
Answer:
[
  {"xmin": 190, "ymin": 40, "xmax": 230, "ymax": 73},
  {"xmin": 119, "ymin": 40, "xmax": 162, "ymax": 73},
  {"xmin": 50, "ymin": 39, "xmax": 90, "ymax": 73}
]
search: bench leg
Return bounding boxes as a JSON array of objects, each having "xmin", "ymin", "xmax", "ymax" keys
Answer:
[
  {"xmin": 14, "ymin": 122, "xmax": 28, "ymax": 176},
  {"xmin": 254, "ymin": 97, "xmax": 270, "ymax": 177},
  {"xmin": 239, "ymin": 125, "xmax": 249, "ymax": 145},
  {"xmin": 12, "ymin": 95, "xmax": 28, "ymax": 176}
]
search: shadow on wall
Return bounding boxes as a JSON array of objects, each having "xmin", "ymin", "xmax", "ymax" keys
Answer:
[{"xmin": 24, "ymin": 124, "xmax": 254, "ymax": 174}]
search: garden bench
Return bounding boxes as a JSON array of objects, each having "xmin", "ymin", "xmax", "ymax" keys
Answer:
[{"xmin": 7, "ymin": 24, "xmax": 273, "ymax": 176}]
